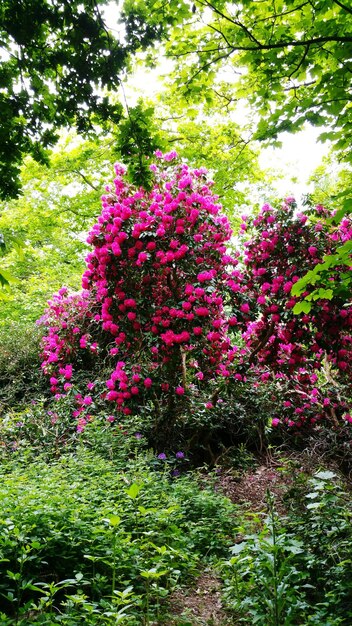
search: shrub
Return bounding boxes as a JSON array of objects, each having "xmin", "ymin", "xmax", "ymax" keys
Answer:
[
  {"xmin": 38, "ymin": 153, "xmax": 351, "ymax": 451},
  {"xmin": 222, "ymin": 471, "xmax": 352, "ymax": 625},
  {"xmin": 0, "ymin": 322, "xmax": 46, "ymax": 407}
]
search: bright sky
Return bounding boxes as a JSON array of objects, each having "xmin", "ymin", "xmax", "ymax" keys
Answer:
[{"xmin": 258, "ymin": 126, "xmax": 330, "ymax": 200}]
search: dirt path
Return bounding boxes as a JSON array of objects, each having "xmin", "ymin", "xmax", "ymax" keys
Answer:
[{"xmin": 163, "ymin": 456, "xmax": 301, "ymax": 625}]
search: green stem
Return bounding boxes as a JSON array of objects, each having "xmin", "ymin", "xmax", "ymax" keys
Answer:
[{"xmin": 112, "ymin": 529, "xmax": 117, "ymax": 595}]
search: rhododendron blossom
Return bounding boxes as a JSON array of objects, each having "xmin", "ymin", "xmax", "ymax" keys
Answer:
[
  {"xmin": 39, "ymin": 155, "xmax": 351, "ymax": 438},
  {"xmin": 236, "ymin": 198, "xmax": 352, "ymax": 428},
  {"xmin": 40, "ymin": 153, "xmax": 239, "ymax": 432}
]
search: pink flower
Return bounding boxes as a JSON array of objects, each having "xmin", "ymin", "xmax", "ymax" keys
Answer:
[
  {"xmin": 164, "ymin": 150, "xmax": 177, "ymax": 162},
  {"xmin": 283, "ymin": 281, "xmax": 293, "ymax": 294},
  {"xmin": 137, "ymin": 251, "xmax": 148, "ymax": 264},
  {"xmin": 124, "ymin": 298, "xmax": 136, "ymax": 307},
  {"xmin": 271, "ymin": 418, "xmax": 280, "ymax": 427},
  {"xmin": 144, "ymin": 378, "xmax": 152, "ymax": 388},
  {"xmin": 195, "ymin": 307, "xmax": 210, "ymax": 316},
  {"xmin": 197, "ymin": 271, "xmax": 214, "ymax": 282},
  {"xmin": 193, "ymin": 326, "xmax": 203, "ymax": 335},
  {"xmin": 176, "ymin": 386, "xmax": 185, "ymax": 395}
]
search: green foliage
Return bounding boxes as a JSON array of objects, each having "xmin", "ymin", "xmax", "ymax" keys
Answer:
[
  {"xmin": 222, "ymin": 472, "xmax": 352, "ymax": 625},
  {"xmin": 0, "ymin": 322, "xmax": 45, "ymax": 407},
  {"xmin": 0, "ymin": 136, "xmax": 114, "ymax": 325},
  {"xmin": 166, "ymin": 114, "xmax": 272, "ymax": 216},
  {"xmin": 115, "ymin": 100, "xmax": 167, "ymax": 188},
  {"xmin": 128, "ymin": 0, "xmax": 352, "ymax": 163},
  {"xmin": 0, "ymin": 0, "xmax": 169, "ymax": 199},
  {"xmin": 0, "ymin": 448, "xmax": 237, "ymax": 624},
  {"xmin": 292, "ymin": 239, "xmax": 352, "ymax": 313}
]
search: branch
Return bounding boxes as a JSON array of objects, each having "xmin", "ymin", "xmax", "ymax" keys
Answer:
[
  {"xmin": 251, "ymin": 1, "xmax": 311, "ymax": 23},
  {"xmin": 288, "ymin": 44, "xmax": 310, "ymax": 79},
  {"xmin": 185, "ymin": 51, "xmax": 234, "ymax": 86},
  {"xmin": 199, "ymin": 0, "xmax": 352, "ymax": 51},
  {"xmin": 332, "ymin": 0, "xmax": 352, "ymax": 15},
  {"xmin": 59, "ymin": 168, "xmax": 100, "ymax": 191},
  {"xmin": 229, "ymin": 34, "xmax": 352, "ymax": 52},
  {"xmin": 249, "ymin": 321, "xmax": 275, "ymax": 364},
  {"xmin": 57, "ymin": 206, "xmax": 93, "ymax": 219},
  {"xmin": 283, "ymin": 79, "xmax": 316, "ymax": 91},
  {"xmin": 200, "ymin": 0, "xmax": 263, "ymax": 47},
  {"xmin": 180, "ymin": 346, "xmax": 187, "ymax": 389}
]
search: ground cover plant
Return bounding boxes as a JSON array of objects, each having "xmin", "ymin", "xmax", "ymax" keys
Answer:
[
  {"xmin": 221, "ymin": 469, "xmax": 352, "ymax": 625},
  {"xmin": 0, "ymin": 447, "xmax": 237, "ymax": 625}
]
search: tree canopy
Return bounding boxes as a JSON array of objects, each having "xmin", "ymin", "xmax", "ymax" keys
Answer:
[
  {"xmin": 126, "ymin": 0, "xmax": 352, "ymax": 162},
  {"xmin": 0, "ymin": 0, "xmax": 164, "ymax": 200}
]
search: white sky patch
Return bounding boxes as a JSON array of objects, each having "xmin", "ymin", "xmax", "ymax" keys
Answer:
[{"xmin": 259, "ymin": 127, "xmax": 330, "ymax": 202}]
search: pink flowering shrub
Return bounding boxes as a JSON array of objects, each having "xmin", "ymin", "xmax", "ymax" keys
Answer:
[
  {"xmin": 39, "ymin": 154, "xmax": 352, "ymax": 449},
  {"xmin": 236, "ymin": 199, "xmax": 352, "ymax": 429},
  {"xmin": 40, "ymin": 153, "xmax": 239, "ymax": 439}
]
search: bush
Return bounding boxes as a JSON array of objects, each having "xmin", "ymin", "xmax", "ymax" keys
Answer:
[
  {"xmin": 222, "ymin": 471, "xmax": 352, "ymax": 625},
  {"xmin": 38, "ymin": 154, "xmax": 351, "ymax": 454},
  {"xmin": 0, "ymin": 322, "xmax": 46, "ymax": 407}
]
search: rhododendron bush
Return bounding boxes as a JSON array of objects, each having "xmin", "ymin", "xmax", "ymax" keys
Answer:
[
  {"xmin": 238, "ymin": 200, "xmax": 352, "ymax": 429},
  {"xmin": 39, "ymin": 152, "xmax": 352, "ymax": 446}
]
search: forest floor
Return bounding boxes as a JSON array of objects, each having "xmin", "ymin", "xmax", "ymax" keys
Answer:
[{"xmin": 164, "ymin": 449, "xmax": 338, "ymax": 626}]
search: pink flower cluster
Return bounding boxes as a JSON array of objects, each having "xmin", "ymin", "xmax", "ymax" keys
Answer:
[
  {"xmin": 236, "ymin": 198, "xmax": 352, "ymax": 428},
  {"xmin": 40, "ymin": 153, "xmax": 238, "ymax": 429},
  {"xmin": 40, "ymin": 157, "xmax": 352, "ymax": 434}
]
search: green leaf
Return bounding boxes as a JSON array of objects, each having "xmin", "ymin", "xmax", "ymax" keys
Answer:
[
  {"xmin": 126, "ymin": 483, "xmax": 143, "ymax": 499},
  {"xmin": 293, "ymin": 301, "xmax": 312, "ymax": 315},
  {"xmin": 0, "ymin": 269, "xmax": 20, "ymax": 285},
  {"xmin": 314, "ymin": 470, "xmax": 336, "ymax": 481},
  {"xmin": 105, "ymin": 514, "xmax": 121, "ymax": 527},
  {"xmin": 230, "ymin": 542, "xmax": 246, "ymax": 555}
]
